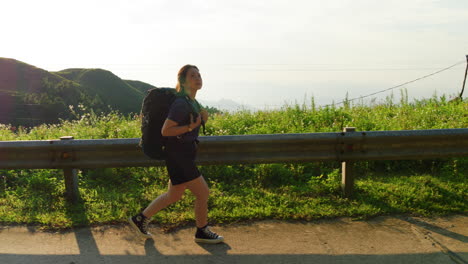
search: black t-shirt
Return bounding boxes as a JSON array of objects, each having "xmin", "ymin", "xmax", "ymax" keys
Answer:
[{"xmin": 166, "ymin": 97, "xmax": 200, "ymax": 141}]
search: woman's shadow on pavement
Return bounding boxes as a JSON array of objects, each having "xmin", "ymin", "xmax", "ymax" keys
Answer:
[
  {"xmin": 143, "ymin": 238, "xmax": 232, "ymax": 257},
  {"xmin": 196, "ymin": 242, "xmax": 232, "ymax": 255}
]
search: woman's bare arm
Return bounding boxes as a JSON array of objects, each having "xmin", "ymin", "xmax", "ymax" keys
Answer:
[{"xmin": 161, "ymin": 114, "xmax": 201, "ymax": 137}]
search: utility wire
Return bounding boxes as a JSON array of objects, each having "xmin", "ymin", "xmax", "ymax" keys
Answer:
[
  {"xmin": 247, "ymin": 60, "xmax": 466, "ymax": 109},
  {"xmin": 322, "ymin": 60, "xmax": 466, "ymax": 107}
]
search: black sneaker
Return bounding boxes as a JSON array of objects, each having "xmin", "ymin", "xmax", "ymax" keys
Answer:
[
  {"xmin": 128, "ymin": 213, "xmax": 152, "ymax": 238},
  {"xmin": 195, "ymin": 225, "xmax": 224, "ymax": 244}
]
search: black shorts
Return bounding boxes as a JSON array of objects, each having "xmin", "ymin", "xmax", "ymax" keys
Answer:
[{"xmin": 164, "ymin": 139, "xmax": 201, "ymax": 185}]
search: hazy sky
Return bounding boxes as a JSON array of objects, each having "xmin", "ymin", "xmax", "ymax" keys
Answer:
[{"xmin": 2, "ymin": 0, "xmax": 467, "ymax": 109}]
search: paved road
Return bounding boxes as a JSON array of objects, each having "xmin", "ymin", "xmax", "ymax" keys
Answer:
[{"xmin": 0, "ymin": 215, "xmax": 467, "ymax": 264}]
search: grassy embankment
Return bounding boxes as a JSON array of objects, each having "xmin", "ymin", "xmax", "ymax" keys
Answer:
[{"xmin": 0, "ymin": 95, "xmax": 466, "ymax": 229}]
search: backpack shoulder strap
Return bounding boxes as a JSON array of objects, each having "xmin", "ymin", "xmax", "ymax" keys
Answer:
[
  {"xmin": 194, "ymin": 99, "xmax": 206, "ymax": 134},
  {"xmin": 181, "ymin": 96, "xmax": 206, "ymax": 135}
]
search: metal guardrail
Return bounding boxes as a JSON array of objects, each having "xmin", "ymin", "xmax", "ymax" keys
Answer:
[{"xmin": 1, "ymin": 128, "xmax": 467, "ymax": 201}]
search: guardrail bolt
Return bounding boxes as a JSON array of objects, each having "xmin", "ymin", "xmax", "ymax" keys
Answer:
[
  {"xmin": 60, "ymin": 136, "xmax": 79, "ymax": 203},
  {"xmin": 342, "ymin": 127, "xmax": 356, "ymax": 198}
]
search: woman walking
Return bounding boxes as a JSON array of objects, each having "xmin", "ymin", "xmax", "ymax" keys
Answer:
[{"xmin": 129, "ymin": 65, "xmax": 223, "ymax": 244}]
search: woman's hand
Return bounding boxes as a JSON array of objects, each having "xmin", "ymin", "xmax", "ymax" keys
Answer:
[{"xmin": 190, "ymin": 114, "xmax": 202, "ymax": 129}]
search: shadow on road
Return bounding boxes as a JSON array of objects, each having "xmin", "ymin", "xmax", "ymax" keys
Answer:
[
  {"xmin": 403, "ymin": 216, "xmax": 468, "ymax": 243},
  {"xmin": 1, "ymin": 206, "xmax": 466, "ymax": 264},
  {"xmin": 1, "ymin": 252, "xmax": 466, "ymax": 264}
]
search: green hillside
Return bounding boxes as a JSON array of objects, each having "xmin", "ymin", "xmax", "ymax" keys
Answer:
[
  {"xmin": 56, "ymin": 68, "xmax": 147, "ymax": 114},
  {"xmin": 0, "ymin": 58, "xmax": 155, "ymax": 127},
  {"xmin": 125, "ymin": 80, "xmax": 158, "ymax": 94}
]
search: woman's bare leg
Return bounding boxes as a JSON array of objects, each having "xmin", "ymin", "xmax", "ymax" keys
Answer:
[
  {"xmin": 142, "ymin": 181, "xmax": 186, "ymax": 218},
  {"xmin": 186, "ymin": 176, "xmax": 210, "ymax": 228}
]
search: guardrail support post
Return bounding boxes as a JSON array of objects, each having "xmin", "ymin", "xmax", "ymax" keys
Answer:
[
  {"xmin": 60, "ymin": 136, "xmax": 79, "ymax": 203},
  {"xmin": 342, "ymin": 127, "xmax": 356, "ymax": 198}
]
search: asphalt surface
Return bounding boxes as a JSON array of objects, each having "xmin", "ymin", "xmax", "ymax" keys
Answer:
[{"xmin": 0, "ymin": 215, "xmax": 466, "ymax": 264}]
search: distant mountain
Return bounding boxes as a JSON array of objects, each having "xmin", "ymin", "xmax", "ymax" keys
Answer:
[{"xmin": 0, "ymin": 58, "xmax": 156, "ymax": 126}]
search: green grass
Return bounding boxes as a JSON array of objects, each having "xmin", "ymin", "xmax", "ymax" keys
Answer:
[
  {"xmin": 0, "ymin": 164, "xmax": 465, "ymax": 230},
  {"xmin": 0, "ymin": 94, "xmax": 467, "ymax": 229}
]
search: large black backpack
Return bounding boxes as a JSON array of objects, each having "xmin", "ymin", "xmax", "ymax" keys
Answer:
[
  {"xmin": 140, "ymin": 88, "xmax": 205, "ymax": 159},
  {"xmin": 140, "ymin": 88, "xmax": 177, "ymax": 159}
]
